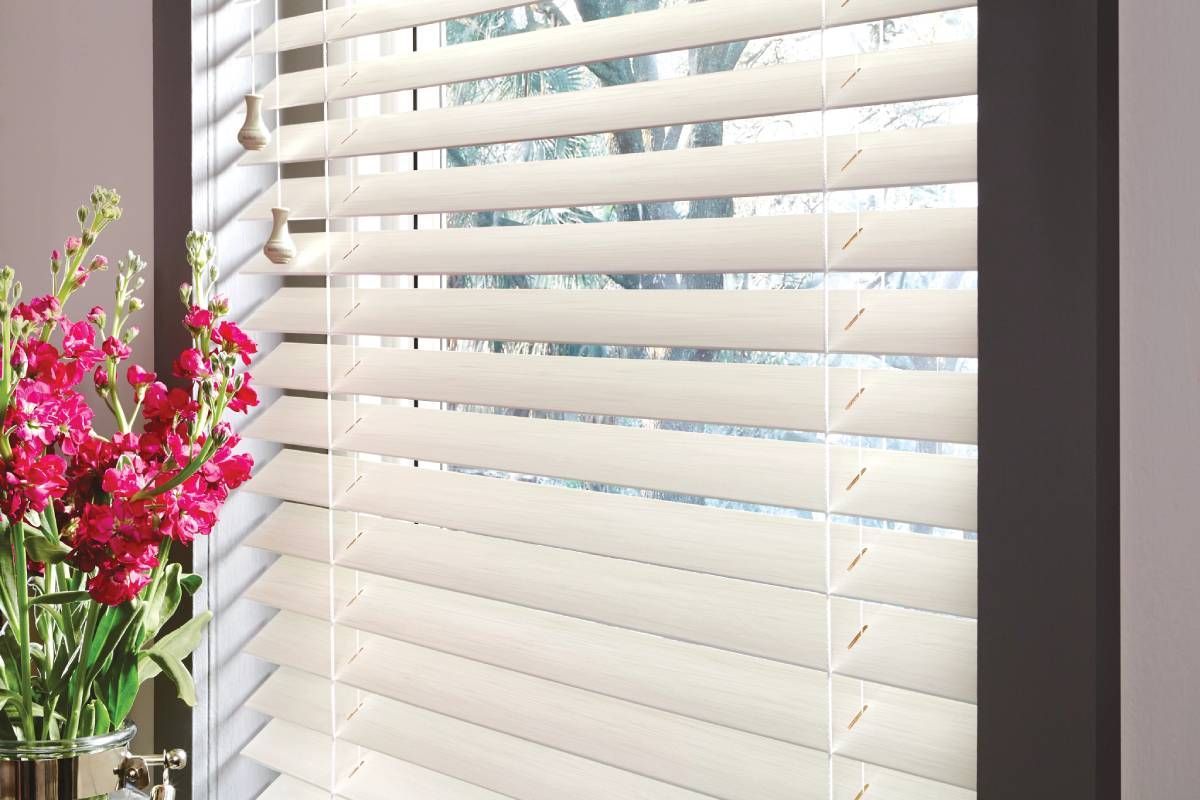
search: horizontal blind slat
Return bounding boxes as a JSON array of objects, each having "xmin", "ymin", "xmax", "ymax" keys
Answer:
[
  {"xmin": 832, "ymin": 677, "xmax": 976, "ymax": 790},
  {"xmin": 246, "ymin": 503, "xmax": 828, "ymax": 665},
  {"xmin": 246, "ymin": 451, "xmax": 978, "ymax": 616},
  {"xmin": 252, "ymin": 341, "xmax": 978, "ymax": 442},
  {"xmin": 243, "ymin": 396, "xmax": 977, "ymax": 529},
  {"xmin": 243, "ymin": 288, "xmax": 978, "ymax": 358},
  {"xmin": 242, "ymin": 127, "xmax": 976, "ymax": 218},
  {"xmin": 246, "ymin": 505, "xmax": 975, "ymax": 698},
  {"xmin": 260, "ymin": 0, "xmax": 977, "ymax": 108},
  {"xmin": 249, "ymin": 641, "xmax": 976, "ymax": 792},
  {"xmin": 832, "ymin": 757, "xmax": 975, "ymax": 800},
  {"xmin": 246, "ymin": 555, "xmax": 825, "ymax": 744},
  {"xmin": 245, "ymin": 0, "xmax": 975, "ymax": 60},
  {"xmin": 245, "ymin": 718, "xmax": 512, "ymax": 800},
  {"xmin": 247, "ymin": 613, "xmax": 821, "ymax": 800},
  {"xmin": 257, "ymin": 776, "xmax": 336, "ymax": 800},
  {"xmin": 239, "ymin": 1, "xmax": 526, "ymax": 56},
  {"xmin": 238, "ymin": 208, "xmax": 978, "ymax": 276},
  {"xmin": 250, "ymin": 666, "xmax": 805, "ymax": 800},
  {"xmin": 242, "ymin": 42, "xmax": 976, "ymax": 165}
]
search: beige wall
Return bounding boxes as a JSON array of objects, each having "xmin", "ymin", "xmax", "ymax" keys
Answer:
[
  {"xmin": 0, "ymin": 1, "xmax": 154, "ymax": 369},
  {"xmin": 1120, "ymin": 1, "xmax": 1200, "ymax": 796},
  {"xmin": 0, "ymin": 0, "xmax": 155, "ymax": 750}
]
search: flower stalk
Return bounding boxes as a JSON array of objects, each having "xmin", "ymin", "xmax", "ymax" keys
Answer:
[{"xmin": 0, "ymin": 189, "xmax": 256, "ymax": 741}]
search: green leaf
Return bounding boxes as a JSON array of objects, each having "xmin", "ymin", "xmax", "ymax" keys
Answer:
[
  {"xmin": 142, "ymin": 563, "xmax": 183, "ymax": 636},
  {"xmin": 31, "ymin": 591, "xmax": 91, "ymax": 606},
  {"xmin": 88, "ymin": 699, "xmax": 111, "ymax": 735},
  {"xmin": 138, "ymin": 611, "xmax": 211, "ymax": 684},
  {"xmin": 83, "ymin": 604, "xmax": 136, "ymax": 681},
  {"xmin": 148, "ymin": 651, "xmax": 196, "ymax": 707},
  {"xmin": 147, "ymin": 610, "xmax": 211, "ymax": 661},
  {"xmin": 180, "ymin": 573, "xmax": 202, "ymax": 595},
  {"xmin": 100, "ymin": 649, "xmax": 139, "ymax": 727},
  {"xmin": 25, "ymin": 537, "xmax": 70, "ymax": 565}
]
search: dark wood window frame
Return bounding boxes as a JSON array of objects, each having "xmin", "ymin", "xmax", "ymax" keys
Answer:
[{"xmin": 978, "ymin": 2, "xmax": 1120, "ymax": 798}]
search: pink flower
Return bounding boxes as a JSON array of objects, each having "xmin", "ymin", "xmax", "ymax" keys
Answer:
[
  {"xmin": 183, "ymin": 306, "xmax": 213, "ymax": 331},
  {"xmin": 101, "ymin": 455, "xmax": 148, "ymax": 498},
  {"xmin": 51, "ymin": 250, "xmax": 61, "ymax": 262},
  {"xmin": 87, "ymin": 306, "xmax": 104, "ymax": 323},
  {"xmin": 211, "ymin": 321, "xmax": 257, "ymax": 365},
  {"xmin": 102, "ymin": 336, "xmax": 131, "ymax": 360},
  {"xmin": 1, "ymin": 446, "xmax": 67, "ymax": 517},
  {"xmin": 173, "ymin": 348, "xmax": 211, "ymax": 380},
  {"xmin": 126, "ymin": 364, "xmax": 156, "ymax": 389},
  {"xmin": 93, "ymin": 366, "xmax": 110, "ymax": 389},
  {"xmin": 89, "ymin": 255, "xmax": 108, "ymax": 271},
  {"xmin": 62, "ymin": 320, "xmax": 102, "ymax": 368},
  {"xmin": 87, "ymin": 565, "xmax": 151, "ymax": 606},
  {"xmin": 64, "ymin": 236, "xmax": 81, "ymax": 254},
  {"xmin": 227, "ymin": 377, "xmax": 259, "ymax": 413}
]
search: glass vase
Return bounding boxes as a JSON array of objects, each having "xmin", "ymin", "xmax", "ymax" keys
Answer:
[{"xmin": 0, "ymin": 727, "xmax": 143, "ymax": 800}]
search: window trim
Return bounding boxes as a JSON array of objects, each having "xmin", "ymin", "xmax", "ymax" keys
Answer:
[{"xmin": 978, "ymin": 1, "xmax": 1120, "ymax": 797}]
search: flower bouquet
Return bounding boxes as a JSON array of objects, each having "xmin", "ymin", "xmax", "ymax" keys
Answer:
[{"xmin": 0, "ymin": 187, "xmax": 256, "ymax": 745}]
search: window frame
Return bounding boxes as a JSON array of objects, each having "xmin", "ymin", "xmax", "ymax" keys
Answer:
[{"xmin": 977, "ymin": 1, "xmax": 1120, "ymax": 797}]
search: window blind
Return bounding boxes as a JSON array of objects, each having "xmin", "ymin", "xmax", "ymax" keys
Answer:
[{"xmin": 233, "ymin": 2, "xmax": 978, "ymax": 799}]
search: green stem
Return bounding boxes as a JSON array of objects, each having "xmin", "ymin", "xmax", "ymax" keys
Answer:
[
  {"xmin": 136, "ymin": 439, "xmax": 218, "ymax": 501},
  {"xmin": 11, "ymin": 523, "xmax": 35, "ymax": 739},
  {"xmin": 65, "ymin": 603, "xmax": 100, "ymax": 739}
]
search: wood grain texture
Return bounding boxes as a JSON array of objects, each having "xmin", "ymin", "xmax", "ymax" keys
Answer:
[
  {"xmin": 238, "ymin": 1, "xmax": 524, "ymax": 56},
  {"xmin": 237, "ymin": 208, "xmax": 976, "ymax": 276},
  {"xmin": 243, "ymin": 287, "xmax": 978, "ymax": 358},
  {"xmin": 242, "ymin": 42, "xmax": 975, "ymax": 164},
  {"xmin": 248, "ymin": 615, "xmax": 823, "ymax": 800},
  {"xmin": 241, "ymin": 127, "xmax": 976, "ymax": 219},
  {"xmin": 246, "ymin": 451, "xmax": 978, "ymax": 616},
  {"xmin": 243, "ymin": 396, "xmax": 977, "ymax": 529},
  {"xmin": 244, "ymin": 718, "xmax": 510, "ymax": 799},
  {"xmin": 245, "ymin": 556, "xmax": 826, "ymax": 743},
  {"xmin": 251, "ymin": 342, "xmax": 977, "ymax": 442},
  {"xmin": 259, "ymin": 0, "xmax": 976, "ymax": 108}
]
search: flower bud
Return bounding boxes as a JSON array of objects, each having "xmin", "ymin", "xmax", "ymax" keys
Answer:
[
  {"xmin": 209, "ymin": 294, "xmax": 231, "ymax": 315},
  {"xmin": 77, "ymin": 205, "xmax": 88, "ymax": 225},
  {"xmin": 128, "ymin": 297, "xmax": 144, "ymax": 313},
  {"xmin": 65, "ymin": 236, "xmax": 82, "ymax": 255},
  {"xmin": 82, "ymin": 231, "xmax": 96, "ymax": 246},
  {"xmin": 179, "ymin": 283, "xmax": 192, "ymax": 306},
  {"xmin": 12, "ymin": 282, "xmax": 21, "ymax": 300},
  {"xmin": 88, "ymin": 306, "xmax": 106, "ymax": 326},
  {"xmin": 124, "ymin": 326, "xmax": 140, "ymax": 342},
  {"xmin": 90, "ymin": 255, "xmax": 108, "ymax": 271}
]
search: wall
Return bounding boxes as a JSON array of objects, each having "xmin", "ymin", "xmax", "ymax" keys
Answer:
[
  {"xmin": 1119, "ymin": 1, "xmax": 1200, "ymax": 796},
  {"xmin": 0, "ymin": 2, "xmax": 155, "ymax": 370},
  {"xmin": 0, "ymin": 0, "xmax": 156, "ymax": 751}
]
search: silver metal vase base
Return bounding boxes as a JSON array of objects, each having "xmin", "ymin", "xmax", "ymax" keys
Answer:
[{"xmin": 0, "ymin": 728, "xmax": 185, "ymax": 800}]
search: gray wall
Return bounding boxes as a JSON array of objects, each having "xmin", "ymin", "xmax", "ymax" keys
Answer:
[
  {"xmin": 0, "ymin": 1, "xmax": 155, "ymax": 376},
  {"xmin": 0, "ymin": 0, "xmax": 156, "ymax": 752},
  {"xmin": 1119, "ymin": 2, "xmax": 1200, "ymax": 797}
]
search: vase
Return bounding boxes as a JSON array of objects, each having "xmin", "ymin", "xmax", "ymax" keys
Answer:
[
  {"xmin": 263, "ymin": 207, "xmax": 297, "ymax": 265},
  {"xmin": 0, "ymin": 727, "xmax": 149, "ymax": 799},
  {"xmin": 237, "ymin": 93, "xmax": 270, "ymax": 151}
]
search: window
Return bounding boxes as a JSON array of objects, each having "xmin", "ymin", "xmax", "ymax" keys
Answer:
[{"xmin": 210, "ymin": 1, "xmax": 983, "ymax": 797}]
